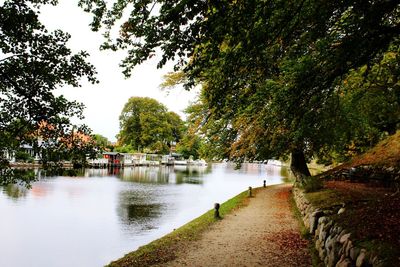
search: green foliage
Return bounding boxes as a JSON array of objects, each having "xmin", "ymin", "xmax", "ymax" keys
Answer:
[
  {"xmin": 299, "ymin": 176, "xmax": 324, "ymax": 193},
  {"xmin": 15, "ymin": 151, "xmax": 34, "ymax": 163},
  {"xmin": 81, "ymin": 0, "xmax": 400, "ymax": 177},
  {"xmin": 0, "ymin": 0, "xmax": 98, "ymax": 175},
  {"xmin": 159, "ymin": 71, "xmax": 187, "ymax": 91},
  {"xmin": 176, "ymin": 133, "xmax": 203, "ymax": 160},
  {"xmin": 0, "ymin": 168, "xmax": 37, "ymax": 188},
  {"xmin": 92, "ymin": 134, "xmax": 111, "ymax": 151},
  {"xmin": 118, "ymin": 97, "xmax": 184, "ymax": 154},
  {"xmin": 114, "ymin": 145, "xmax": 134, "ymax": 153}
]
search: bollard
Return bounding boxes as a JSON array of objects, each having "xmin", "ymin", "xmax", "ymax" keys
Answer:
[
  {"xmin": 248, "ymin": 186, "xmax": 252, "ymax": 197},
  {"xmin": 263, "ymin": 180, "xmax": 266, "ymax": 188},
  {"xmin": 214, "ymin": 203, "xmax": 220, "ymax": 219}
]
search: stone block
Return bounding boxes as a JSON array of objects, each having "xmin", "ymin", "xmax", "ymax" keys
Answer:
[
  {"xmin": 338, "ymin": 207, "xmax": 346, "ymax": 214},
  {"xmin": 310, "ymin": 209, "xmax": 324, "ymax": 234},
  {"xmin": 356, "ymin": 249, "xmax": 367, "ymax": 267},
  {"xmin": 336, "ymin": 255, "xmax": 351, "ymax": 267},
  {"xmin": 349, "ymin": 247, "xmax": 360, "ymax": 261},
  {"xmin": 328, "ymin": 249, "xmax": 339, "ymax": 267},
  {"xmin": 339, "ymin": 233, "xmax": 351, "ymax": 244},
  {"xmin": 344, "ymin": 240, "xmax": 353, "ymax": 257}
]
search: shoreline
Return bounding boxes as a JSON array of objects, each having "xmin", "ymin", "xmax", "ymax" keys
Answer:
[{"xmin": 107, "ymin": 185, "xmax": 267, "ymax": 267}]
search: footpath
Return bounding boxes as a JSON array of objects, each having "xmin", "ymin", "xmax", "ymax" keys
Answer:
[{"xmin": 159, "ymin": 184, "xmax": 312, "ymax": 267}]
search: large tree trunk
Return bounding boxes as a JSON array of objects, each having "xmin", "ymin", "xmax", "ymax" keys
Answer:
[{"xmin": 290, "ymin": 149, "xmax": 311, "ymax": 182}]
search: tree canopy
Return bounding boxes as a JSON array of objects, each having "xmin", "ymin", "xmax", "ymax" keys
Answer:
[
  {"xmin": 118, "ymin": 97, "xmax": 183, "ymax": 154},
  {"xmin": 1, "ymin": 0, "xmax": 98, "ymax": 175},
  {"xmin": 80, "ymin": 0, "xmax": 399, "ymax": 180}
]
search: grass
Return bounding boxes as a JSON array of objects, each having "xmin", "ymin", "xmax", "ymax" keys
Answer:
[
  {"xmin": 348, "ymin": 130, "xmax": 400, "ymax": 168},
  {"xmin": 108, "ymin": 187, "xmax": 261, "ymax": 267},
  {"xmin": 289, "ymin": 190, "xmax": 324, "ymax": 267},
  {"xmin": 325, "ymin": 130, "xmax": 400, "ymax": 173},
  {"xmin": 305, "ymin": 189, "xmax": 346, "ymax": 209}
]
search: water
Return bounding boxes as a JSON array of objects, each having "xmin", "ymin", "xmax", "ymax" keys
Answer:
[{"xmin": 0, "ymin": 162, "xmax": 291, "ymax": 267}]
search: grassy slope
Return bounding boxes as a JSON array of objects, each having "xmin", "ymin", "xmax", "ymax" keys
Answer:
[
  {"xmin": 108, "ymin": 187, "xmax": 262, "ymax": 267},
  {"xmin": 305, "ymin": 131, "xmax": 400, "ymax": 265},
  {"xmin": 337, "ymin": 130, "xmax": 400, "ymax": 169}
]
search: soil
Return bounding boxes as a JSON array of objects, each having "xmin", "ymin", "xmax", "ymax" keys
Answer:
[{"xmin": 159, "ymin": 184, "xmax": 311, "ymax": 267}]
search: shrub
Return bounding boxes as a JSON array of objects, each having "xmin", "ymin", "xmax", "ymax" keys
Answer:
[
  {"xmin": 300, "ymin": 176, "xmax": 323, "ymax": 193},
  {"xmin": 15, "ymin": 151, "xmax": 34, "ymax": 163}
]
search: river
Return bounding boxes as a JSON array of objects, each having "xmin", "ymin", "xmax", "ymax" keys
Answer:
[{"xmin": 0, "ymin": 162, "xmax": 291, "ymax": 267}]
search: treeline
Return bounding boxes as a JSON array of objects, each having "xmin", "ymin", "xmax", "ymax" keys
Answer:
[
  {"xmin": 80, "ymin": 0, "xmax": 399, "ymax": 181},
  {"xmin": 1, "ymin": 1, "xmax": 399, "ymax": 185},
  {"xmin": 99, "ymin": 97, "xmax": 204, "ymax": 160}
]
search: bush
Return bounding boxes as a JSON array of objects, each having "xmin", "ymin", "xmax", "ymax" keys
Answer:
[
  {"xmin": 300, "ymin": 176, "xmax": 323, "ymax": 193},
  {"xmin": 15, "ymin": 151, "xmax": 34, "ymax": 163}
]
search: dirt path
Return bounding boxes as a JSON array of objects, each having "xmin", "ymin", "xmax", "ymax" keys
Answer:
[{"xmin": 161, "ymin": 184, "xmax": 311, "ymax": 267}]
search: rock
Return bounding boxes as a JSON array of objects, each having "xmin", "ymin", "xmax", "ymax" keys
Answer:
[
  {"xmin": 339, "ymin": 233, "xmax": 351, "ymax": 244},
  {"xmin": 344, "ymin": 240, "xmax": 353, "ymax": 257},
  {"xmin": 310, "ymin": 209, "xmax": 324, "ymax": 234},
  {"xmin": 319, "ymin": 216, "xmax": 328, "ymax": 224},
  {"xmin": 316, "ymin": 239, "xmax": 322, "ymax": 251},
  {"xmin": 336, "ymin": 255, "xmax": 351, "ymax": 267},
  {"xmin": 319, "ymin": 248, "xmax": 327, "ymax": 261},
  {"xmin": 328, "ymin": 249, "xmax": 339, "ymax": 267},
  {"xmin": 338, "ymin": 207, "xmax": 346, "ymax": 214},
  {"xmin": 323, "ymin": 221, "xmax": 333, "ymax": 239},
  {"xmin": 336, "ymin": 226, "xmax": 343, "ymax": 235},
  {"xmin": 356, "ymin": 249, "xmax": 367, "ymax": 267},
  {"xmin": 371, "ymin": 256, "xmax": 385, "ymax": 267},
  {"xmin": 319, "ymin": 227, "xmax": 328, "ymax": 242},
  {"xmin": 386, "ymin": 167, "xmax": 394, "ymax": 172},
  {"xmin": 325, "ymin": 235, "xmax": 334, "ymax": 251},
  {"xmin": 349, "ymin": 247, "xmax": 360, "ymax": 261},
  {"xmin": 337, "ymin": 229, "xmax": 347, "ymax": 241}
]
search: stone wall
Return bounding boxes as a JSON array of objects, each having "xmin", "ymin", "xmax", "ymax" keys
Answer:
[
  {"xmin": 293, "ymin": 187, "xmax": 385, "ymax": 267},
  {"xmin": 323, "ymin": 165, "xmax": 400, "ymax": 188}
]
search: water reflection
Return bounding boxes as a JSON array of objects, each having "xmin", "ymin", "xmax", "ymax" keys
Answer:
[
  {"xmin": 280, "ymin": 166, "xmax": 295, "ymax": 183},
  {"xmin": 0, "ymin": 162, "xmax": 290, "ymax": 267},
  {"xmin": 3, "ymin": 184, "xmax": 29, "ymax": 199},
  {"xmin": 118, "ymin": 166, "xmax": 170, "ymax": 184},
  {"xmin": 174, "ymin": 165, "xmax": 211, "ymax": 184},
  {"xmin": 0, "ymin": 168, "xmax": 37, "ymax": 188},
  {"xmin": 117, "ymin": 189, "xmax": 163, "ymax": 231}
]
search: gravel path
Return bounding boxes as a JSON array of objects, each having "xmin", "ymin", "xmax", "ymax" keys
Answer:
[{"xmin": 161, "ymin": 184, "xmax": 311, "ymax": 267}]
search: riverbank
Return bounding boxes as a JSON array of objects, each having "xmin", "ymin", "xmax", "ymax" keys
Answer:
[
  {"xmin": 108, "ymin": 184, "xmax": 311, "ymax": 267},
  {"xmin": 293, "ymin": 131, "xmax": 400, "ymax": 266}
]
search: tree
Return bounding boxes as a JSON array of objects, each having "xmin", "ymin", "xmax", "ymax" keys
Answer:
[
  {"xmin": 93, "ymin": 134, "xmax": 112, "ymax": 150},
  {"xmin": 81, "ymin": 0, "xmax": 400, "ymax": 181},
  {"xmin": 0, "ymin": 0, "xmax": 98, "ymax": 175},
  {"xmin": 176, "ymin": 134, "xmax": 202, "ymax": 160},
  {"xmin": 118, "ymin": 97, "xmax": 183, "ymax": 154},
  {"xmin": 314, "ymin": 41, "xmax": 400, "ymax": 163}
]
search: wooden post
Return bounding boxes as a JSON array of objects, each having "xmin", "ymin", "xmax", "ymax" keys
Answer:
[
  {"xmin": 248, "ymin": 186, "xmax": 252, "ymax": 197},
  {"xmin": 214, "ymin": 203, "xmax": 220, "ymax": 219},
  {"xmin": 263, "ymin": 180, "xmax": 266, "ymax": 188}
]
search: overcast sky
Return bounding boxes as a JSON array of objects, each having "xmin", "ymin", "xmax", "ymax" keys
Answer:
[{"xmin": 39, "ymin": 0, "xmax": 198, "ymax": 142}]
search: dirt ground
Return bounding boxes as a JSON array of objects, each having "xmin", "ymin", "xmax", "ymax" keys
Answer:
[{"xmin": 159, "ymin": 184, "xmax": 311, "ymax": 267}]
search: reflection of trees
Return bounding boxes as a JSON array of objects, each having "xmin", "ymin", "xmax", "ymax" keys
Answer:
[
  {"xmin": 84, "ymin": 168, "xmax": 110, "ymax": 177},
  {"xmin": 118, "ymin": 167, "xmax": 170, "ymax": 184},
  {"xmin": 117, "ymin": 189, "xmax": 162, "ymax": 231},
  {"xmin": 174, "ymin": 165, "xmax": 209, "ymax": 185},
  {"xmin": 280, "ymin": 167, "xmax": 295, "ymax": 183},
  {"xmin": 0, "ymin": 168, "xmax": 37, "ymax": 188},
  {"xmin": 2, "ymin": 184, "xmax": 29, "ymax": 199},
  {"xmin": 41, "ymin": 168, "xmax": 84, "ymax": 177}
]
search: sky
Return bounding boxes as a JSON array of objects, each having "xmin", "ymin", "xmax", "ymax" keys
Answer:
[{"xmin": 39, "ymin": 0, "xmax": 198, "ymax": 142}]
